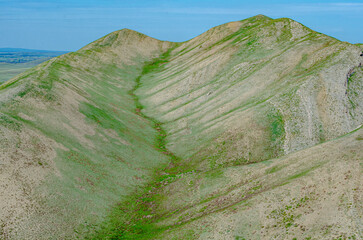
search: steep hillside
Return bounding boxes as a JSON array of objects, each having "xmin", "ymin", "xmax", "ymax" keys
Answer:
[
  {"xmin": 144, "ymin": 128, "xmax": 363, "ymax": 239},
  {"xmin": 0, "ymin": 15, "xmax": 362, "ymax": 239},
  {"xmin": 141, "ymin": 15, "xmax": 362, "ymax": 161}
]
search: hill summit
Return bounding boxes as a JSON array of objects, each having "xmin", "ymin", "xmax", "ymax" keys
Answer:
[{"xmin": 0, "ymin": 15, "xmax": 362, "ymax": 239}]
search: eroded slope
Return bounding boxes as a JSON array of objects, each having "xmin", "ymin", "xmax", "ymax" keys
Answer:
[
  {"xmin": 91, "ymin": 15, "xmax": 363, "ymax": 239},
  {"xmin": 151, "ymin": 127, "xmax": 363, "ymax": 239},
  {"xmin": 139, "ymin": 15, "xmax": 363, "ymax": 166}
]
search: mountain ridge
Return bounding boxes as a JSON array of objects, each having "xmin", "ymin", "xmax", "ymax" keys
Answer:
[{"xmin": 0, "ymin": 15, "xmax": 362, "ymax": 239}]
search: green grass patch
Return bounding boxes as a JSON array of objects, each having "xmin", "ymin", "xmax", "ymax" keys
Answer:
[
  {"xmin": 265, "ymin": 164, "xmax": 286, "ymax": 174},
  {"xmin": 80, "ymin": 102, "xmax": 126, "ymax": 134},
  {"xmin": 86, "ymin": 45, "xmax": 183, "ymax": 239}
]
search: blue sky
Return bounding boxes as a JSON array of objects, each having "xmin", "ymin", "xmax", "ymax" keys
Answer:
[{"xmin": 1, "ymin": 0, "xmax": 362, "ymax": 51}]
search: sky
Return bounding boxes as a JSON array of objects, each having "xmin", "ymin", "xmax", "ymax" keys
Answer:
[{"xmin": 0, "ymin": 0, "xmax": 362, "ymax": 51}]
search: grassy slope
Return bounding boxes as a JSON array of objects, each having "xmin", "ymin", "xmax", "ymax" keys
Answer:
[
  {"xmin": 0, "ymin": 15, "xmax": 362, "ymax": 239},
  {"xmin": 140, "ymin": 15, "xmax": 362, "ymax": 169},
  {"xmin": 0, "ymin": 30, "xmax": 174, "ymax": 238},
  {"xmin": 153, "ymin": 127, "xmax": 363, "ymax": 239},
  {"xmin": 91, "ymin": 16, "xmax": 363, "ymax": 239}
]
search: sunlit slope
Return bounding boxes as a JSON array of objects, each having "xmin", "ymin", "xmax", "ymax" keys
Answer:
[
  {"xmin": 152, "ymin": 127, "xmax": 363, "ymax": 239},
  {"xmin": 92, "ymin": 16, "xmax": 362, "ymax": 239},
  {"xmin": 0, "ymin": 29, "xmax": 173, "ymax": 238},
  {"xmin": 138, "ymin": 15, "xmax": 362, "ymax": 169},
  {"xmin": 0, "ymin": 15, "xmax": 362, "ymax": 239}
]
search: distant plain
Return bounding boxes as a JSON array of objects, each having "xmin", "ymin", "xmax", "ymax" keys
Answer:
[{"xmin": 0, "ymin": 48, "xmax": 67, "ymax": 82}]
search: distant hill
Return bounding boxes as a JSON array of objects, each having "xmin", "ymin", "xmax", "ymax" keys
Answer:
[
  {"xmin": 0, "ymin": 15, "xmax": 362, "ymax": 239},
  {"xmin": 0, "ymin": 48, "xmax": 67, "ymax": 82}
]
